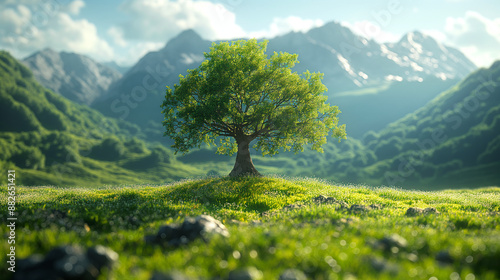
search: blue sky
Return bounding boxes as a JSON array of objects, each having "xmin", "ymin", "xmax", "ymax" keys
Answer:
[{"xmin": 1, "ymin": 0, "xmax": 500, "ymax": 67}]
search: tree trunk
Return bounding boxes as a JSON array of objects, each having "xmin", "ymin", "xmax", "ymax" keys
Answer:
[{"xmin": 229, "ymin": 137, "xmax": 261, "ymax": 177}]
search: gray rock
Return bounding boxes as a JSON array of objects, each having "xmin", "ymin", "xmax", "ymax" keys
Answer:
[
  {"xmin": 376, "ymin": 234, "xmax": 408, "ymax": 252},
  {"xmin": 279, "ymin": 269, "xmax": 307, "ymax": 280},
  {"xmin": 282, "ymin": 204, "xmax": 306, "ymax": 211},
  {"xmin": 150, "ymin": 271, "xmax": 195, "ymax": 280},
  {"xmin": 349, "ymin": 204, "xmax": 382, "ymax": 212},
  {"xmin": 86, "ymin": 245, "xmax": 119, "ymax": 272},
  {"xmin": 436, "ymin": 250, "xmax": 454, "ymax": 264},
  {"xmin": 313, "ymin": 195, "xmax": 330, "ymax": 203},
  {"xmin": 228, "ymin": 267, "xmax": 263, "ymax": 280},
  {"xmin": 14, "ymin": 245, "xmax": 118, "ymax": 280},
  {"xmin": 147, "ymin": 215, "xmax": 229, "ymax": 246},
  {"xmin": 369, "ymin": 204, "xmax": 382, "ymax": 210},
  {"xmin": 157, "ymin": 224, "xmax": 180, "ymax": 241},
  {"xmin": 405, "ymin": 207, "xmax": 440, "ymax": 216},
  {"xmin": 313, "ymin": 195, "xmax": 349, "ymax": 209},
  {"xmin": 22, "ymin": 48, "xmax": 122, "ymax": 105},
  {"xmin": 368, "ymin": 256, "xmax": 399, "ymax": 274},
  {"xmin": 349, "ymin": 204, "xmax": 369, "ymax": 212}
]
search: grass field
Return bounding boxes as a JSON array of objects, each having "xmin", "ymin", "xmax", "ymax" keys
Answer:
[{"xmin": 1, "ymin": 176, "xmax": 500, "ymax": 279}]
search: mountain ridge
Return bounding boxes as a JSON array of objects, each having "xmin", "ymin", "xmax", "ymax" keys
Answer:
[
  {"xmin": 254, "ymin": 59, "xmax": 499, "ymax": 188},
  {"xmin": 90, "ymin": 22, "xmax": 477, "ymax": 139},
  {"xmin": 0, "ymin": 50, "xmax": 204, "ymax": 185},
  {"xmin": 22, "ymin": 48, "xmax": 122, "ymax": 106}
]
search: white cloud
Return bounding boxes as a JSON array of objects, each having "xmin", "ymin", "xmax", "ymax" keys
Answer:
[
  {"xmin": 112, "ymin": 0, "xmax": 246, "ymax": 43},
  {"xmin": 103, "ymin": 0, "xmax": 248, "ymax": 65},
  {"xmin": 108, "ymin": 26, "xmax": 127, "ymax": 47},
  {"xmin": 248, "ymin": 16, "xmax": 324, "ymax": 39},
  {"xmin": 0, "ymin": 1, "xmax": 114, "ymax": 62},
  {"xmin": 439, "ymin": 11, "xmax": 500, "ymax": 67},
  {"xmin": 0, "ymin": 5, "xmax": 33, "ymax": 36},
  {"xmin": 66, "ymin": 0, "xmax": 85, "ymax": 15},
  {"xmin": 421, "ymin": 29, "xmax": 447, "ymax": 43}
]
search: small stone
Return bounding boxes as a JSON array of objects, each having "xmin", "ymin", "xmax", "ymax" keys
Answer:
[
  {"xmin": 282, "ymin": 204, "xmax": 305, "ymax": 211},
  {"xmin": 369, "ymin": 204, "xmax": 382, "ymax": 210},
  {"xmin": 349, "ymin": 204, "xmax": 369, "ymax": 212},
  {"xmin": 150, "ymin": 271, "xmax": 194, "ymax": 280},
  {"xmin": 188, "ymin": 215, "xmax": 230, "ymax": 238},
  {"xmin": 313, "ymin": 195, "xmax": 329, "ymax": 203},
  {"xmin": 228, "ymin": 267, "xmax": 263, "ymax": 280},
  {"xmin": 368, "ymin": 256, "xmax": 399, "ymax": 274},
  {"xmin": 279, "ymin": 269, "xmax": 307, "ymax": 280},
  {"xmin": 376, "ymin": 234, "xmax": 408, "ymax": 252},
  {"xmin": 436, "ymin": 250, "xmax": 454, "ymax": 264},
  {"xmin": 86, "ymin": 245, "xmax": 119, "ymax": 271},
  {"xmin": 423, "ymin": 207, "xmax": 440, "ymax": 214},
  {"xmin": 405, "ymin": 207, "xmax": 424, "ymax": 216},
  {"xmin": 16, "ymin": 254, "xmax": 44, "ymax": 270},
  {"xmin": 147, "ymin": 215, "xmax": 229, "ymax": 247},
  {"xmin": 14, "ymin": 245, "xmax": 118, "ymax": 280},
  {"xmin": 157, "ymin": 224, "xmax": 179, "ymax": 241},
  {"xmin": 406, "ymin": 207, "xmax": 440, "ymax": 216},
  {"xmin": 45, "ymin": 245, "xmax": 83, "ymax": 263},
  {"xmin": 313, "ymin": 195, "xmax": 349, "ymax": 209}
]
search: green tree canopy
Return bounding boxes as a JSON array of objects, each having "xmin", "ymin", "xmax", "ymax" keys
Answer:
[{"xmin": 161, "ymin": 39, "xmax": 346, "ymax": 177}]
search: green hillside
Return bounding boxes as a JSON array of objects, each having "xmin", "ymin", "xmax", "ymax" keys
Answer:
[
  {"xmin": 270, "ymin": 62, "xmax": 500, "ymax": 189},
  {"xmin": 1, "ymin": 177, "xmax": 499, "ymax": 279},
  {"xmin": 333, "ymin": 76, "xmax": 460, "ymax": 138},
  {"xmin": 2, "ymin": 48, "xmax": 498, "ymax": 189},
  {"xmin": 157, "ymin": 61, "xmax": 500, "ymax": 189},
  {"xmin": 360, "ymin": 61, "xmax": 500, "ymax": 188},
  {"xmin": 0, "ymin": 51, "xmax": 203, "ymax": 186}
]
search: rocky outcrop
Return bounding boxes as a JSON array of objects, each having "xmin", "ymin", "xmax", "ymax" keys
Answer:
[{"xmin": 22, "ymin": 48, "xmax": 122, "ymax": 105}]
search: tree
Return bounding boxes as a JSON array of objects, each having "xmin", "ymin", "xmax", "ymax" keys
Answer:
[{"xmin": 161, "ymin": 39, "xmax": 346, "ymax": 177}]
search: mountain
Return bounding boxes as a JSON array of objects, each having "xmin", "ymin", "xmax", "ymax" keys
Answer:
[
  {"xmin": 265, "ymin": 25, "xmax": 476, "ymax": 137},
  {"xmin": 267, "ymin": 25, "xmax": 476, "ymax": 93},
  {"xmin": 291, "ymin": 60, "xmax": 500, "ymax": 188},
  {"xmin": 101, "ymin": 61, "xmax": 130, "ymax": 74},
  {"xmin": 2, "ymin": 45, "xmax": 497, "ymax": 188},
  {"xmin": 333, "ymin": 76, "xmax": 461, "ymax": 137},
  {"xmin": 386, "ymin": 31, "xmax": 475, "ymax": 80},
  {"xmin": 363, "ymin": 60, "xmax": 500, "ymax": 188},
  {"xmin": 91, "ymin": 29, "xmax": 212, "ymax": 142},
  {"xmin": 92, "ymin": 23, "xmax": 477, "ymax": 140},
  {"xmin": 0, "ymin": 50, "xmax": 204, "ymax": 186},
  {"xmin": 22, "ymin": 48, "xmax": 122, "ymax": 105}
]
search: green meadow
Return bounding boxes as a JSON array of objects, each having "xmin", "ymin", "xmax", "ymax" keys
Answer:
[{"xmin": 2, "ymin": 177, "xmax": 499, "ymax": 279}]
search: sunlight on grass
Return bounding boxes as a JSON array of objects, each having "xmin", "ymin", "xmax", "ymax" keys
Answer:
[{"xmin": 1, "ymin": 177, "xmax": 499, "ymax": 279}]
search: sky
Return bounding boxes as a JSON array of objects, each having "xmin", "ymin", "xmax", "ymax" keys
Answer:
[{"xmin": 1, "ymin": 0, "xmax": 500, "ymax": 68}]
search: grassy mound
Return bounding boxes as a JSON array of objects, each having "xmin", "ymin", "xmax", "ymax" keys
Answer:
[{"xmin": 1, "ymin": 177, "xmax": 499, "ymax": 279}]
